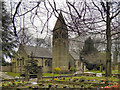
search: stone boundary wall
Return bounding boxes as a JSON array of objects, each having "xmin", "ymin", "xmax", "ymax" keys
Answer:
[{"xmin": 0, "ymin": 66, "xmax": 12, "ymax": 72}]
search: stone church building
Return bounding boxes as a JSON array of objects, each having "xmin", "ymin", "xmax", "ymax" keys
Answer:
[{"xmin": 11, "ymin": 12, "xmax": 86, "ymax": 73}]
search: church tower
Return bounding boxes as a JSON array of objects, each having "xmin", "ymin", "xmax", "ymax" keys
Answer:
[{"xmin": 52, "ymin": 12, "xmax": 69, "ymax": 72}]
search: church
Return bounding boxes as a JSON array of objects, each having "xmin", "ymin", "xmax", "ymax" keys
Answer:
[{"xmin": 11, "ymin": 12, "xmax": 86, "ymax": 74}]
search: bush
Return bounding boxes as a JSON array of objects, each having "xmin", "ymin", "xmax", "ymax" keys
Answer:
[
  {"xmin": 86, "ymin": 84, "xmax": 94, "ymax": 88},
  {"xmin": 70, "ymin": 67, "xmax": 76, "ymax": 72},
  {"xmin": 54, "ymin": 67, "xmax": 61, "ymax": 73},
  {"xmin": 79, "ymin": 77, "xmax": 86, "ymax": 82}
]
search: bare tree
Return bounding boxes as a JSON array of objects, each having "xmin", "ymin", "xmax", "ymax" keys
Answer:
[
  {"xmin": 18, "ymin": 27, "xmax": 33, "ymax": 45},
  {"xmin": 7, "ymin": 0, "xmax": 53, "ymax": 43},
  {"xmin": 45, "ymin": 0, "xmax": 120, "ymax": 76},
  {"xmin": 7, "ymin": 0, "xmax": 120, "ymax": 76}
]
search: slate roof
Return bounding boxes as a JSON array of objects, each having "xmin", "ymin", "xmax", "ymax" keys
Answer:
[
  {"xmin": 69, "ymin": 51, "xmax": 79, "ymax": 60},
  {"xmin": 23, "ymin": 45, "xmax": 79, "ymax": 60},
  {"xmin": 24, "ymin": 45, "xmax": 52, "ymax": 59}
]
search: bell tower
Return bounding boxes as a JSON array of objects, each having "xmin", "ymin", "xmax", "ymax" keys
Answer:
[{"xmin": 52, "ymin": 12, "xmax": 69, "ymax": 72}]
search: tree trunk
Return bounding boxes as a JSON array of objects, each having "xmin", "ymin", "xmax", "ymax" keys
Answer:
[
  {"xmin": 118, "ymin": 62, "xmax": 120, "ymax": 74},
  {"xmin": 118, "ymin": 62, "xmax": 120, "ymax": 84},
  {"xmin": 113, "ymin": 49, "xmax": 118, "ymax": 70},
  {"xmin": 100, "ymin": 64, "xmax": 103, "ymax": 72},
  {"xmin": 105, "ymin": 1, "xmax": 112, "ymax": 77}
]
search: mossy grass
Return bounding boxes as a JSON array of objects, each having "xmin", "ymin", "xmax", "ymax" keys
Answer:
[
  {"xmin": 42, "ymin": 73, "xmax": 71, "ymax": 77},
  {"xmin": 53, "ymin": 76, "xmax": 119, "ymax": 82},
  {"xmin": 88, "ymin": 70, "xmax": 105, "ymax": 74},
  {"xmin": 6, "ymin": 72, "xmax": 21, "ymax": 77},
  {"xmin": 71, "ymin": 76, "xmax": 119, "ymax": 81},
  {"xmin": 88, "ymin": 70, "xmax": 118, "ymax": 74}
]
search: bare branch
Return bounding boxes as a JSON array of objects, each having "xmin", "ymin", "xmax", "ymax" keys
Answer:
[
  {"xmin": 111, "ymin": 10, "xmax": 120, "ymax": 20},
  {"xmin": 91, "ymin": 0, "xmax": 106, "ymax": 22},
  {"xmin": 12, "ymin": 0, "xmax": 22, "ymax": 36}
]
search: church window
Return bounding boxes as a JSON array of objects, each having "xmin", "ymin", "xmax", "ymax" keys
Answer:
[
  {"xmin": 55, "ymin": 32, "xmax": 58, "ymax": 39},
  {"xmin": 17, "ymin": 59, "xmax": 19, "ymax": 66},
  {"xmin": 45, "ymin": 60, "xmax": 51, "ymax": 66},
  {"xmin": 48, "ymin": 60, "xmax": 51, "ymax": 66},
  {"xmin": 62, "ymin": 33, "xmax": 67, "ymax": 39},
  {"xmin": 45, "ymin": 60, "xmax": 48, "ymax": 66},
  {"xmin": 20, "ymin": 59, "xmax": 22, "ymax": 66},
  {"xmin": 59, "ymin": 31, "xmax": 62, "ymax": 35},
  {"xmin": 22, "ymin": 57, "xmax": 24, "ymax": 65}
]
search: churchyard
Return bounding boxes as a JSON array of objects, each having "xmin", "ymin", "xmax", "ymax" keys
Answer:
[
  {"xmin": 1, "ymin": 0, "xmax": 120, "ymax": 89},
  {"xmin": 1, "ymin": 70, "xmax": 120, "ymax": 89}
]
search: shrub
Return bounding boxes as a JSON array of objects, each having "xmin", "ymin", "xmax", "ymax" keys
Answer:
[
  {"xmin": 54, "ymin": 67, "xmax": 61, "ymax": 73},
  {"xmin": 79, "ymin": 77, "xmax": 86, "ymax": 82},
  {"xmin": 86, "ymin": 84, "xmax": 94, "ymax": 88},
  {"xmin": 70, "ymin": 67, "xmax": 76, "ymax": 72}
]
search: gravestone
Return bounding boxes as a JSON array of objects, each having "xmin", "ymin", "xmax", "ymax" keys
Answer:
[{"xmin": 96, "ymin": 73, "xmax": 102, "ymax": 77}]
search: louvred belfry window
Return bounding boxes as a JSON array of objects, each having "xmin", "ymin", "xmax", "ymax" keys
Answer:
[
  {"xmin": 62, "ymin": 33, "xmax": 67, "ymax": 39},
  {"xmin": 55, "ymin": 32, "xmax": 58, "ymax": 39}
]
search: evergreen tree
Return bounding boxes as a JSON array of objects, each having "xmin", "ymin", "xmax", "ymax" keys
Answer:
[
  {"xmin": 81, "ymin": 37, "xmax": 98, "ymax": 55},
  {"xmin": 81, "ymin": 37, "xmax": 99, "ymax": 70},
  {"xmin": 0, "ymin": 1, "xmax": 17, "ymax": 65}
]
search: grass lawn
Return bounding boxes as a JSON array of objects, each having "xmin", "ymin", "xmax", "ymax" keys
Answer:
[
  {"xmin": 72, "ymin": 76, "xmax": 119, "ymax": 81},
  {"xmin": 88, "ymin": 70, "xmax": 105, "ymax": 74},
  {"xmin": 6, "ymin": 71, "xmax": 119, "ymax": 82},
  {"xmin": 2, "ymin": 72, "xmax": 119, "ymax": 88},
  {"xmin": 6, "ymin": 72, "xmax": 21, "ymax": 77},
  {"xmin": 54, "ymin": 76, "xmax": 119, "ymax": 82},
  {"xmin": 87, "ymin": 70, "xmax": 119, "ymax": 74},
  {"xmin": 42, "ymin": 73, "xmax": 71, "ymax": 77},
  {"xmin": 6, "ymin": 72, "xmax": 71, "ymax": 77}
]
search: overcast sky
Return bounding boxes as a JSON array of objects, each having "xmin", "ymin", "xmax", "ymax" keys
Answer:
[
  {"xmin": 5, "ymin": 0, "xmax": 74, "ymax": 39},
  {"xmin": 5, "ymin": 0, "xmax": 102, "ymax": 39}
]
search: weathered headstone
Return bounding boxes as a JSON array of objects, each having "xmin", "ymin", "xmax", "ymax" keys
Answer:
[{"xmin": 96, "ymin": 73, "xmax": 102, "ymax": 77}]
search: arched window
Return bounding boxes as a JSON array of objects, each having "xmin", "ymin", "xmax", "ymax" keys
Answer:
[
  {"xmin": 55, "ymin": 32, "xmax": 58, "ymax": 39},
  {"xmin": 62, "ymin": 33, "xmax": 67, "ymax": 39},
  {"xmin": 45, "ymin": 60, "xmax": 48, "ymax": 66},
  {"xmin": 22, "ymin": 57, "xmax": 24, "ymax": 65},
  {"xmin": 48, "ymin": 60, "xmax": 51, "ymax": 66},
  {"xmin": 17, "ymin": 59, "xmax": 19, "ymax": 66}
]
